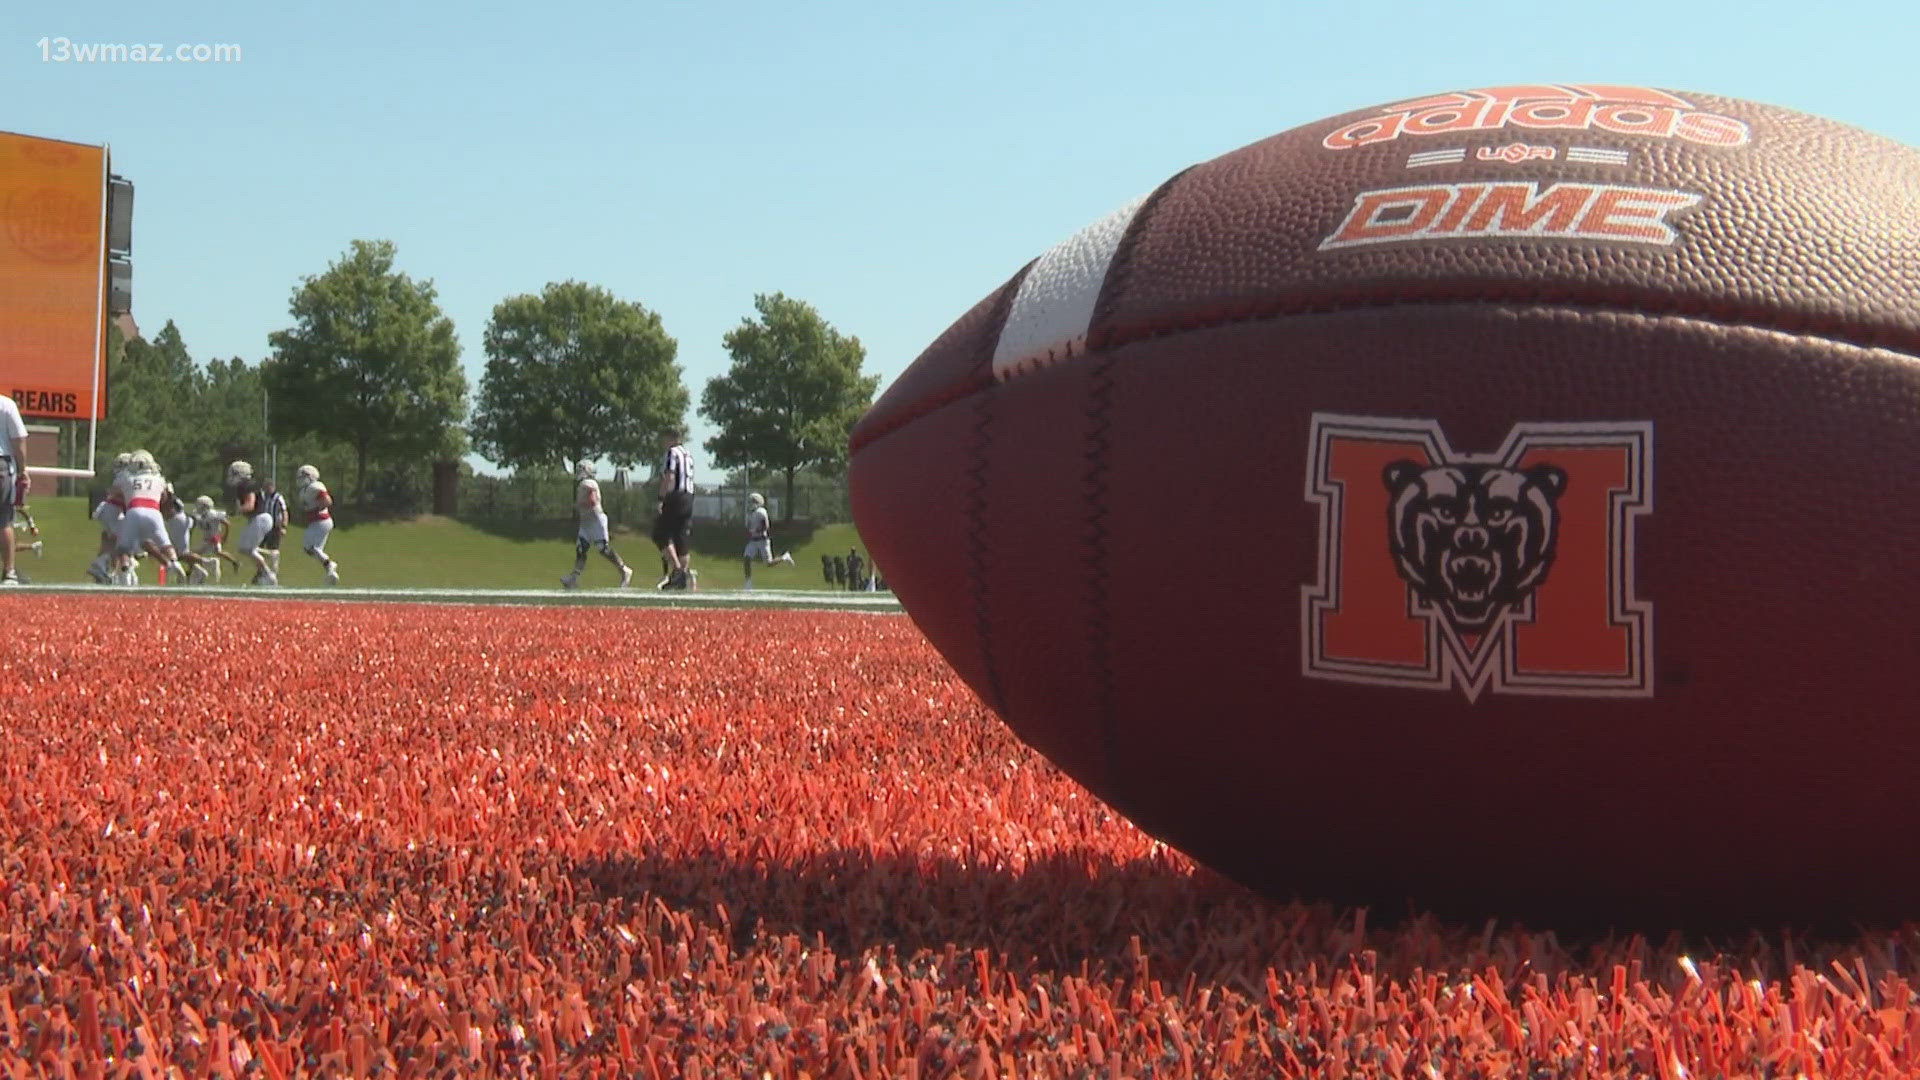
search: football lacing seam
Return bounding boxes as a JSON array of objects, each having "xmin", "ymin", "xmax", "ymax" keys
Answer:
[
  {"xmin": 1080, "ymin": 354, "xmax": 1119, "ymax": 795},
  {"xmin": 1076, "ymin": 168, "xmax": 1186, "ymax": 801},
  {"xmin": 964, "ymin": 383, "xmax": 1008, "ymax": 720}
]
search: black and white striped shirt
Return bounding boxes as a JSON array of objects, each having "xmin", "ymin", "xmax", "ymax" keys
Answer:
[{"xmin": 661, "ymin": 443, "xmax": 693, "ymax": 495}]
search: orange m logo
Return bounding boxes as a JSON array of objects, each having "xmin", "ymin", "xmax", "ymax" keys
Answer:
[{"xmin": 1301, "ymin": 413, "xmax": 1653, "ymax": 701}]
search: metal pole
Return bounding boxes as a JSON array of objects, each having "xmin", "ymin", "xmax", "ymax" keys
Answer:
[{"xmin": 85, "ymin": 144, "xmax": 109, "ymax": 476}]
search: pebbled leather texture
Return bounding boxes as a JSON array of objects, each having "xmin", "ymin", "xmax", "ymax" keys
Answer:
[{"xmin": 849, "ymin": 87, "xmax": 1920, "ymax": 924}]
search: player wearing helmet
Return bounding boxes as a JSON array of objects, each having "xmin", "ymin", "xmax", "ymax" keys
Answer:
[
  {"xmin": 560, "ymin": 460, "xmax": 632, "ymax": 589},
  {"xmin": 159, "ymin": 485, "xmax": 216, "ymax": 584},
  {"xmin": 113, "ymin": 450, "xmax": 185, "ymax": 584},
  {"xmin": 227, "ymin": 460, "xmax": 277, "ymax": 586},
  {"xmin": 293, "ymin": 465, "xmax": 340, "ymax": 585},
  {"xmin": 86, "ymin": 451, "xmax": 135, "ymax": 583},
  {"xmin": 740, "ymin": 492, "xmax": 795, "ymax": 591},
  {"xmin": 190, "ymin": 495, "xmax": 239, "ymax": 583}
]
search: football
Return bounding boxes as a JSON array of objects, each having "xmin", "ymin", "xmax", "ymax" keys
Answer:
[{"xmin": 849, "ymin": 86, "xmax": 1920, "ymax": 926}]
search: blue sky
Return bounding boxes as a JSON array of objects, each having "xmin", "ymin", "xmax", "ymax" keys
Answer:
[{"xmin": 5, "ymin": 0, "xmax": 1916, "ymax": 473}]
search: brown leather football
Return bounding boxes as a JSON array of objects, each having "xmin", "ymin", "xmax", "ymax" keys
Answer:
[{"xmin": 849, "ymin": 86, "xmax": 1920, "ymax": 925}]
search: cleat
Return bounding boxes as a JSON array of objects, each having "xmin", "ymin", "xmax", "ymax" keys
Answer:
[
  {"xmin": 619, "ymin": 565, "xmax": 633, "ymax": 588},
  {"xmin": 561, "ymin": 574, "xmax": 579, "ymax": 590},
  {"xmin": 324, "ymin": 563, "xmax": 339, "ymax": 586},
  {"xmin": 780, "ymin": 552, "xmax": 794, "ymax": 565}
]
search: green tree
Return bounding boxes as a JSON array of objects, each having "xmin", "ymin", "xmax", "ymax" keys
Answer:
[
  {"xmin": 470, "ymin": 281, "xmax": 687, "ymax": 478},
  {"xmin": 195, "ymin": 356, "xmax": 268, "ymax": 492},
  {"xmin": 699, "ymin": 293, "xmax": 878, "ymax": 519},
  {"xmin": 95, "ymin": 319, "xmax": 206, "ymax": 489},
  {"xmin": 264, "ymin": 239, "xmax": 467, "ymax": 504}
]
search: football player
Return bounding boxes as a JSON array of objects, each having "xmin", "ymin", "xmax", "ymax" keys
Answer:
[
  {"xmin": 227, "ymin": 460, "xmax": 277, "ymax": 586},
  {"xmin": 86, "ymin": 451, "xmax": 133, "ymax": 583},
  {"xmin": 740, "ymin": 493, "xmax": 794, "ymax": 590},
  {"xmin": 191, "ymin": 495, "xmax": 240, "ymax": 582},
  {"xmin": 560, "ymin": 461, "xmax": 631, "ymax": 589},
  {"xmin": 159, "ymin": 486, "xmax": 215, "ymax": 584},
  {"xmin": 114, "ymin": 450, "xmax": 185, "ymax": 584},
  {"xmin": 293, "ymin": 465, "xmax": 340, "ymax": 585}
]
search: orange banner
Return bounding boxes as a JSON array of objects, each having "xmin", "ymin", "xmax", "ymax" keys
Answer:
[{"xmin": 0, "ymin": 131, "xmax": 106, "ymax": 421}]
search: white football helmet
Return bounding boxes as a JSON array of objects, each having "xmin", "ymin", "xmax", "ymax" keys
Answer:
[
  {"xmin": 194, "ymin": 495, "xmax": 214, "ymax": 513},
  {"xmin": 748, "ymin": 493, "xmax": 765, "ymax": 508},
  {"xmin": 295, "ymin": 464, "xmax": 320, "ymax": 488},
  {"xmin": 127, "ymin": 449, "xmax": 158, "ymax": 475},
  {"xmin": 576, "ymin": 461, "xmax": 596, "ymax": 481},
  {"xmin": 227, "ymin": 460, "xmax": 253, "ymax": 483},
  {"xmin": 111, "ymin": 452, "xmax": 133, "ymax": 474}
]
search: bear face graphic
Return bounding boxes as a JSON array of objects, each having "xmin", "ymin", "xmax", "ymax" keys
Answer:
[{"xmin": 1382, "ymin": 460, "xmax": 1567, "ymax": 634}]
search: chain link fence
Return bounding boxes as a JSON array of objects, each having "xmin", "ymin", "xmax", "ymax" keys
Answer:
[{"xmin": 455, "ymin": 473, "xmax": 851, "ymax": 529}]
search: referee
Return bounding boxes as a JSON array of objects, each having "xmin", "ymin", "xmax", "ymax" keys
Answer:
[
  {"xmin": 260, "ymin": 477, "xmax": 289, "ymax": 577},
  {"xmin": 652, "ymin": 427, "xmax": 695, "ymax": 589}
]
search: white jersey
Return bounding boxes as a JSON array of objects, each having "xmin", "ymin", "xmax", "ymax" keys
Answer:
[
  {"xmin": 576, "ymin": 477, "xmax": 608, "ymax": 543},
  {"xmin": 116, "ymin": 470, "xmax": 171, "ymax": 553},
  {"xmin": 744, "ymin": 504, "xmax": 776, "ymax": 560},
  {"xmin": 123, "ymin": 470, "xmax": 168, "ymax": 507},
  {"xmin": 298, "ymin": 480, "xmax": 332, "ymax": 523},
  {"xmin": 196, "ymin": 508, "xmax": 230, "ymax": 540}
]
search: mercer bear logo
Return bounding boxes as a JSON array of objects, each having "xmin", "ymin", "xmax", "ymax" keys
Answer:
[
  {"xmin": 1302, "ymin": 413, "xmax": 1653, "ymax": 701},
  {"xmin": 1383, "ymin": 460, "xmax": 1566, "ymax": 636}
]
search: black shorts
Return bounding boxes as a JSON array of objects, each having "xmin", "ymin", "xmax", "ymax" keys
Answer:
[
  {"xmin": 262, "ymin": 525, "xmax": 284, "ymax": 550},
  {"xmin": 651, "ymin": 491, "xmax": 694, "ymax": 552},
  {"xmin": 0, "ymin": 459, "xmax": 13, "ymax": 530}
]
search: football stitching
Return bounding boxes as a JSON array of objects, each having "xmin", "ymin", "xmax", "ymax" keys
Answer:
[
  {"xmin": 1077, "ymin": 170, "xmax": 1186, "ymax": 798},
  {"xmin": 1080, "ymin": 354, "xmax": 1119, "ymax": 792},
  {"xmin": 959, "ymin": 266, "xmax": 1031, "ymax": 723},
  {"xmin": 964, "ymin": 383, "xmax": 1008, "ymax": 720}
]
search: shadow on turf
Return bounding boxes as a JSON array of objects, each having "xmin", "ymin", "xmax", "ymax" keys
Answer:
[{"xmin": 568, "ymin": 849, "xmax": 1888, "ymax": 983}]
